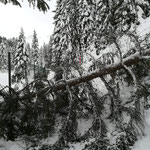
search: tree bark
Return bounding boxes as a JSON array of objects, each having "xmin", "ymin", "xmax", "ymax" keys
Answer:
[{"xmin": 53, "ymin": 50, "xmax": 150, "ymax": 91}]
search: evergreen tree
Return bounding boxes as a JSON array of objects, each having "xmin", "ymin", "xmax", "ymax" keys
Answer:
[
  {"xmin": 12, "ymin": 28, "xmax": 29, "ymax": 83},
  {"xmin": 31, "ymin": 30, "xmax": 39, "ymax": 78},
  {"xmin": 52, "ymin": 0, "xmax": 82, "ymax": 69},
  {"xmin": 25, "ymin": 43, "xmax": 32, "ymax": 73},
  {"xmin": 0, "ymin": 0, "xmax": 50, "ymax": 12},
  {"xmin": 0, "ymin": 37, "xmax": 18, "ymax": 70},
  {"xmin": 39, "ymin": 46, "xmax": 44, "ymax": 67},
  {"xmin": 7, "ymin": 37, "xmax": 18, "ymax": 69},
  {"xmin": 0, "ymin": 40, "xmax": 7, "ymax": 70},
  {"xmin": 43, "ymin": 37, "xmax": 53, "ymax": 68},
  {"xmin": 52, "ymin": 0, "xmax": 149, "ymax": 69},
  {"xmin": 42, "ymin": 43, "xmax": 48, "ymax": 67},
  {"xmin": 0, "ymin": 43, "xmax": 7, "ymax": 69}
]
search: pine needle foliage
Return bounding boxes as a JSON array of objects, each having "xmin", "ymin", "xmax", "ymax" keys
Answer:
[{"xmin": 0, "ymin": 0, "xmax": 50, "ymax": 12}]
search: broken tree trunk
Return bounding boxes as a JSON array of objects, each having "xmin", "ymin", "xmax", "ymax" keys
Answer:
[
  {"xmin": 53, "ymin": 50, "xmax": 150, "ymax": 91},
  {"xmin": 0, "ymin": 50, "xmax": 150, "ymax": 99}
]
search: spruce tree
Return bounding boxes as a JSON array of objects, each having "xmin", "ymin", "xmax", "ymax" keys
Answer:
[
  {"xmin": 26, "ymin": 43, "xmax": 31, "ymax": 66},
  {"xmin": 53, "ymin": 0, "xmax": 148, "ymax": 68},
  {"xmin": 52, "ymin": 0, "xmax": 82, "ymax": 69},
  {"xmin": 12, "ymin": 28, "xmax": 29, "ymax": 83},
  {"xmin": 0, "ymin": 40, "xmax": 7, "ymax": 70},
  {"xmin": 31, "ymin": 30, "xmax": 39, "ymax": 78},
  {"xmin": 42, "ymin": 43, "xmax": 49, "ymax": 67},
  {"xmin": 43, "ymin": 37, "xmax": 53, "ymax": 68}
]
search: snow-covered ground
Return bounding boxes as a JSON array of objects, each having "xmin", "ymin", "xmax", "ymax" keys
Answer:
[
  {"xmin": 0, "ymin": 71, "xmax": 31, "ymax": 90},
  {"xmin": 0, "ymin": 71, "xmax": 55, "ymax": 87},
  {"xmin": 132, "ymin": 110, "xmax": 150, "ymax": 150},
  {"xmin": 0, "ymin": 139, "xmax": 26, "ymax": 150},
  {"xmin": 0, "ymin": 108, "xmax": 149, "ymax": 150},
  {"xmin": 0, "ymin": 71, "xmax": 9, "ymax": 86},
  {"xmin": 132, "ymin": 109, "xmax": 150, "ymax": 150}
]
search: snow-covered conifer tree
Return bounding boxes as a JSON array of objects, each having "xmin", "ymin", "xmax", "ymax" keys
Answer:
[
  {"xmin": 52, "ymin": 0, "xmax": 82, "ymax": 68},
  {"xmin": 31, "ymin": 30, "xmax": 39, "ymax": 77},
  {"xmin": 12, "ymin": 28, "xmax": 29, "ymax": 83},
  {"xmin": 40, "ymin": 39, "xmax": 53, "ymax": 68},
  {"xmin": 42, "ymin": 42, "xmax": 49, "ymax": 68},
  {"xmin": 0, "ymin": 40, "xmax": 7, "ymax": 70}
]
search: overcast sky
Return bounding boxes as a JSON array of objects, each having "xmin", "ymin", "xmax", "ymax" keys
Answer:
[{"xmin": 0, "ymin": 0, "xmax": 56, "ymax": 46}]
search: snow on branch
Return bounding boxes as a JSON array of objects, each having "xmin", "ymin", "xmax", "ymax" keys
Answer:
[
  {"xmin": 141, "ymin": 56, "xmax": 150, "ymax": 59},
  {"xmin": 0, "ymin": 49, "xmax": 150, "ymax": 100},
  {"xmin": 52, "ymin": 49, "xmax": 150, "ymax": 91}
]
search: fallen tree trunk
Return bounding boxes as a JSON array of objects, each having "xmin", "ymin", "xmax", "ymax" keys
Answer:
[
  {"xmin": 53, "ymin": 50, "xmax": 150, "ymax": 91},
  {"xmin": 0, "ymin": 50, "xmax": 150, "ymax": 99}
]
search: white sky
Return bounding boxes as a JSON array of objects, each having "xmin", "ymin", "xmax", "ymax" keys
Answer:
[{"xmin": 0, "ymin": 0, "xmax": 56, "ymax": 46}]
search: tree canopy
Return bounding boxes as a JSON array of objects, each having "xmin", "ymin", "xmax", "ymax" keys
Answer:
[{"xmin": 0, "ymin": 0, "xmax": 50, "ymax": 12}]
